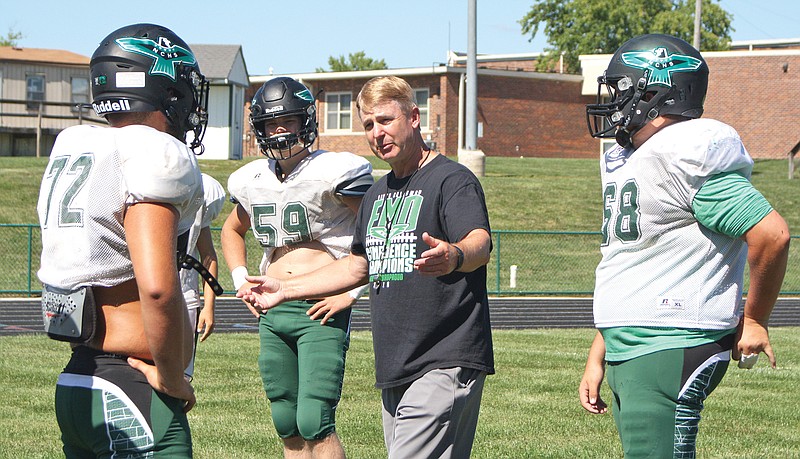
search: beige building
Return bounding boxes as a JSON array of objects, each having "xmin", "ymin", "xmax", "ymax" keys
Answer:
[
  {"xmin": 0, "ymin": 44, "xmax": 250, "ymax": 159},
  {"xmin": 0, "ymin": 46, "xmax": 104, "ymax": 157}
]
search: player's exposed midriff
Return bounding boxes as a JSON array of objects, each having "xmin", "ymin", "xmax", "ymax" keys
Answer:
[
  {"xmin": 267, "ymin": 240, "xmax": 335, "ymax": 280},
  {"xmin": 80, "ymin": 278, "xmax": 193, "ymax": 365}
]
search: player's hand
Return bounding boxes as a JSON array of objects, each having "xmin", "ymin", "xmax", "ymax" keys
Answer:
[
  {"xmin": 734, "ymin": 316, "xmax": 777, "ymax": 369},
  {"xmin": 127, "ymin": 357, "xmax": 196, "ymax": 412},
  {"xmin": 579, "ymin": 361, "xmax": 607, "ymax": 414},
  {"xmin": 237, "ymin": 275, "xmax": 284, "ymax": 315},
  {"xmin": 307, "ymin": 293, "xmax": 355, "ymax": 325},
  {"xmin": 235, "ymin": 282, "xmax": 260, "ymax": 318},
  {"xmin": 414, "ymin": 232, "xmax": 459, "ymax": 276},
  {"xmin": 196, "ymin": 307, "xmax": 215, "ymax": 342}
]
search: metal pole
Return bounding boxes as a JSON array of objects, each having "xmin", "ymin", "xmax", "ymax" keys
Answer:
[
  {"xmin": 693, "ymin": 0, "xmax": 702, "ymax": 50},
  {"xmin": 466, "ymin": 0, "xmax": 478, "ymax": 150},
  {"xmin": 36, "ymin": 102, "xmax": 43, "ymax": 158},
  {"xmin": 458, "ymin": 73, "xmax": 465, "ymax": 150},
  {"xmin": 27, "ymin": 225, "xmax": 33, "ymax": 296}
]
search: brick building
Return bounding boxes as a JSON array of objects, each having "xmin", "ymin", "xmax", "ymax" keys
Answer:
[
  {"xmin": 247, "ymin": 52, "xmax": 596, "ymax": 159},
  {"xmin": 247, "ymin": 46, "xmax": 800, "ymax": 162},
  {"xmin": 703, "ymin": 50, "xmax": 800, "ymax": 160}
]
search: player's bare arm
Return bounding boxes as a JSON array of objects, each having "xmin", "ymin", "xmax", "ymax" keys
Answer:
[
  {"xmin": 220, "ymin": 203, "xmax": 261, "ymax": 315},
  {"xmin": 221, "ymin": 203, "xmax": 252, "ymax": 273},
  {"xmin": 100, "ymin": 202, "xmax": 195, "ymax": 407},
  {"xmin": 196, "ymin": 226, "xmax": 218, "ymax": 341},
  {"xmin": 737, "ymin": 210, "xmax": 790, "ymax": 368},
  {"xmin": 579, "ymin": 331, "xmax": 608, "ymax": 414}
]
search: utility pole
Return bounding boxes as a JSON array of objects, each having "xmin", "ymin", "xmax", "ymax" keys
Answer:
[
  {"xmin": 693, "ymin": 0, "xmax": 702, "ymax": 50},
  {"xmin": 465, "ymin": 0, "xmax": 477, "ymax": 151},
  {"xmin": 459, "ymin": 0, "xmax": 486, "ymax": 176}
]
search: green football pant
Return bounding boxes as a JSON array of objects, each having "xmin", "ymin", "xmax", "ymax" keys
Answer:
[
  {"xmin": 258, "ymin": 300, "xmax": 351, "ymax": 440},
  {"xmin": 606, "ymin": 336, "xmax": 732, "ymax": 459},
  {"xmin": 55, "ymin": 347, "xmax": 191, "ymax": 458}
]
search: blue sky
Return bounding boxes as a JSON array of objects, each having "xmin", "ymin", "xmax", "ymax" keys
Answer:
[{"xmin": 3, "ymin": 0, "xmax": 800, "ymax": 76}]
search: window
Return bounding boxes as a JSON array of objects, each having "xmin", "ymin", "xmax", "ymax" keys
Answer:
[
  {"xmin": 325, "ymin": 92, "xmax": 352, "ymax": 130},
  {"xmin": 414, "ymin": 88, "xmax": 429, "ymax": 130},
  {"xmin": 71, "ymin": 77, "xmax": 90, "ymax": 112},
  {"xmin": 26, "ymin": 74, "xmax": 45, "ymax": 110}
]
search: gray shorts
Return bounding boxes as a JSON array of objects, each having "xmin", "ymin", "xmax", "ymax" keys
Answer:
[{"xmin": 381, "ymin": 367, "xmax": 487, "ymax": 459}]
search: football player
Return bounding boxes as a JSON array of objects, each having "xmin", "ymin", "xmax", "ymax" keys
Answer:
[
  {"xmin": 221, "ymin": 77, "xmax": 373, "ymax": 458},
  {"xmin": 37, "ymin": 23, "xmax": 208, "ymax": 458},
  {"xmin": 580, "ymin": 34, "xmax": 790, "ymax": 458}
]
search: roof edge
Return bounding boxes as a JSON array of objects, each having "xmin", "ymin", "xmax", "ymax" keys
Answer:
[{"xmin": 250, "ymin": 66, "xmax": 581, "ymax": 85}]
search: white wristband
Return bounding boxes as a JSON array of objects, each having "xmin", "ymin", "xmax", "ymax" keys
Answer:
[
  {"xmin": 231, "ymin": 266, "xmax": 249, "ymax": 290},
  {"xmin": 348, "ymin": 284, "xmax": 368, "ymax": 299}
]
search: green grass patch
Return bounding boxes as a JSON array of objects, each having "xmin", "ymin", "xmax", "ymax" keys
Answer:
[
  {"xmin": 4, "ymin": 156, "xmax": 799, "ymax": 295},
  {"xmin": 4, "ymin": 155, "xmax": 798, "ymax": 231},
  {"xmin": 2, "ymin": 329, "xmax": 799, "ymax": 458}
]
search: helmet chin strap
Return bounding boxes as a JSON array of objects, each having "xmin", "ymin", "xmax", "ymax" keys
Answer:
[
  {"xmin": 615, "ymin": 115, "xmax": 650, "ymax": 149},
  {"xmin": 615, "ymin": 127, "xmax": 634, "ymax": 149},
  {"xmin": 265, "ymin": 134, "xmax": 300, "ymax": 160}
]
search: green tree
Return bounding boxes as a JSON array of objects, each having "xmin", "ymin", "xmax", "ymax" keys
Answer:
[
  {"xmin": 0, "ymin": 28, "xmax": 24, "ymax": 47},
  {"xmin": 519, "ymin": 0, "xmax": 732, "ymax": 73},
  {"xmin": 316, "ymin": 51, "xmax": 388, "ymax": 72}
]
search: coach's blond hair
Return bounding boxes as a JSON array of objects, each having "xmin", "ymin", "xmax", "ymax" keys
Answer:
[{"xmin": 356, "ymin": 76, "xmax": 417, "ymax": 117}]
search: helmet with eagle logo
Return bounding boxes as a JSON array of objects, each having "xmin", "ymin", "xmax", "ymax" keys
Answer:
[
  {"xmin": 90, "ymin": 23, "xmax": 209, "ymax": 153},
  {"xmin": 586, "ymin": 34, "xmax": 709, "ymax": 148}
]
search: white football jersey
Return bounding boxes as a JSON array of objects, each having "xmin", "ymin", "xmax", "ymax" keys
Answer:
[
  {"xmin": 593, "ymin": 118, "xmax": 753, "ymax": 330},
  {"xmin": 37, "ymin": 124, "xmax": 203, "ymax": 290},
  {"xmin": 227, "ymin": 150, "xmax": 372, "ymax": 274},
  {"xmin": 181, "ymin": 173, "xmax": 227, "ymax": 309}
]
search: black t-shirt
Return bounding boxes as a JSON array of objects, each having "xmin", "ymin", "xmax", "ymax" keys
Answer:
[{"xmin": 352, "ymin": 154, "xmax": 495, "ymax": 388}]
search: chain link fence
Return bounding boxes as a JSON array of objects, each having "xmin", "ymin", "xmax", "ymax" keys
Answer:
[{"xmin": 3, "ymin": 224, "xmax": 799, "ymax": 297}]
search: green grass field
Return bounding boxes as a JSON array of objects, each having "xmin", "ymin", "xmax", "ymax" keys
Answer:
[
  {"xmin": 2, "ymin": 329, "xmax": 799, "ymax": 458},
  {"xmin": 3, "ymin": 155, "xmax": 799, "ymax": 231},
  {"xmin": 1, "ymin": 155, "xmax": 799, "ymax": 456},
  {"xmin": 3, "ymin": 156, "xmax": 800, "ymax": 294}
]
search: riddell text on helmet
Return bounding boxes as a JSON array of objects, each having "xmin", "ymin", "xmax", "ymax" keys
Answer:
[{"xmin": 92, "ymin": 99, "xmax": 132, "ymax": 115}]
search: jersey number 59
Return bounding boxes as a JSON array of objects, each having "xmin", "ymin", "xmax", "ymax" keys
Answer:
[{"xmin": 251, "ymin": 202, "xmax": 312, "ymax": 247}]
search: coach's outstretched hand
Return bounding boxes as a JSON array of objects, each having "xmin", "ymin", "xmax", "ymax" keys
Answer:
[{"xmin": 237, "ymin": 275, "xmax": 284, "ymax": 315}]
